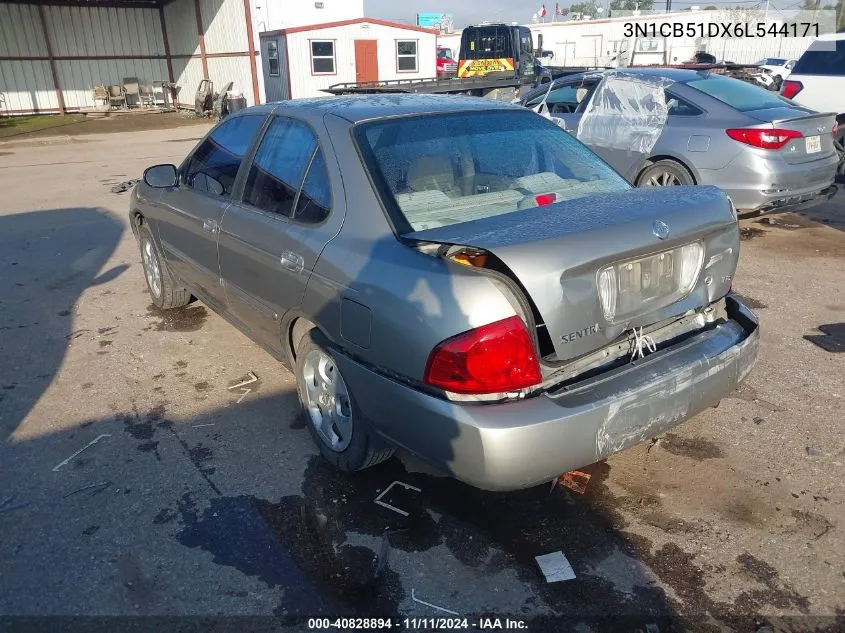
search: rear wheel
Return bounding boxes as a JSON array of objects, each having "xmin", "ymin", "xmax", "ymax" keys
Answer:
[
  {"xmin": 295, "ymin": 332, "xmax": 394, "ymax": 472},
  {"xmin": 636, "ymin": 160, "xmax": 694, "ymax": 188},
  {"xmin": 138, "ymin": 222, "xmax": 191, "ymax": 309}
]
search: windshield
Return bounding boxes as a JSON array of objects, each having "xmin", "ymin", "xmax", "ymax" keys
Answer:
[
  {"xmin": 686, "ymin": 74, "xmax": 790, "ymax": 111},
  {"xmin": 437, "ymin": 48, "xmax": 453, "ymax": 59},
  {"xmin": 355, "ymin": 110, "xmax": 629, "ymax": 234},
  {"xmin": 461, "ymin": 26, "xmax": 514, "ymax": 60},
  {"xmin": 754, "ymin": 58, "xmax": 785, "ymax": 66}
]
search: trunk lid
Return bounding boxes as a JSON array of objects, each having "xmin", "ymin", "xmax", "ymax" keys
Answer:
[
  {"xmin": 744, "ymin": 108, "xmax": 837, "ymax": 165},
  {"xmin": 406, "ymin": 186, "xmax": 739, "ymax": 363}
]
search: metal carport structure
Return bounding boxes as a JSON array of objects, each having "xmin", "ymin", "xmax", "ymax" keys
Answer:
[{"xmin": 0, "ymin": 0, "xmax": 260, "ymax": 115}]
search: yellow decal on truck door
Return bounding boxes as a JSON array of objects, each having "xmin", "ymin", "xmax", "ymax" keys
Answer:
[{"xmin": 457, "ymin": 58, "xmax": 515, "ymax": 77}]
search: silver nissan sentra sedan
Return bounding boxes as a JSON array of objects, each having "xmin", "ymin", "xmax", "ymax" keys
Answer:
[
  {"xmin": 519, "ymin": 68, "xmax": 839, "ymax": 213},
  {"xmin": 131, "ymin": 95, "xmax": 759, "ymax": 491}
]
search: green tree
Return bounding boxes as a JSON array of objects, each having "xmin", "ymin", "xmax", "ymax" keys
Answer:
[
  {"xmin": 704, "ymin": 4, "xmax": 718, "ymax": 9},
  {"xmin": 570, "ymin": 2, "xmax": 600, "ymax": 16},
  {"xmin": 608, "ymin": 0, "xmax": 654, "ymax": 10}
]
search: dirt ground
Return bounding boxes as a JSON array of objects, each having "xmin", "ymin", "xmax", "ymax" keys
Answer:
[
  {"xmin": 0, "ymin": 122, "xmax": 843, "ymax": 632},
  {"xmin": 0, "ymin": 110, "xmax": 210, "ymax": 142}
]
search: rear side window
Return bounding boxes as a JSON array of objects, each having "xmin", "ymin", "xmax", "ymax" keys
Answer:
[
  {"xmin": 294, "ymin": 150, "xmax": 332, "ymax": 224},
  {"xmin": 791, "ymin": 39, "xmax": 845, "ymax": 76},
  {"xmin": 686, "ymin": 74, "xmax": 788, "ymax": 112},
  {"xmin": 242, "ymin": 117, "xmax": 317, "ymax": 216},
  {"xmin": 184, "ymin": 115, "xmax": 264, "ymax": 196},
  {"xmin": 666, "ymin": 93, "xmax": 702, "ymax": 116}
]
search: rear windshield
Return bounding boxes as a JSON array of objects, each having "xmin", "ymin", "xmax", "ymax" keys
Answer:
[
  {"xmin": 791, "ymin": 39, "xmax": 845, "ymax": 76},
  {"xmin": 686, "ymin": 74, "xmax": 789, "ymax": 111},
  {"xmin": 355, "ymin": 110, "xmax": 629, "ymax": 234}
]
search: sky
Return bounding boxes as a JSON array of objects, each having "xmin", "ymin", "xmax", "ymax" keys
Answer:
[
  {"xmin": 363, "ymin": 1, "xmax": 818, "ymax": 29},
  {"xmin": 364, "ymin": 0, "xmax": 538, "ymax": 27}
]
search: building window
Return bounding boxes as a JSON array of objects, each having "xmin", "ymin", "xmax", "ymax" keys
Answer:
[
  {"xmin": 638, "ymin": 39, "xmax": 660, "ymax": 52},
  {"xmin": 396, "ymin": 40, "xmax": 418, "ymax": 72},
  {"xmin": 267, "ymin": 41, "xmax": 280, "ymax": 77},
  {"xmin": 311, "ymin": 40, "xmax": 335, "ymax": 74}
]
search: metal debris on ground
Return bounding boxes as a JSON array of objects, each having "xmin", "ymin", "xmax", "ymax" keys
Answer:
[
  {"xmin": 410, "ymin": 589, "xmax": 459, "ymax": 616},
  {"xmin": 535, "ymin": 551, "xmax": 577, "ymax": 583},
  {"xmin": 51, "ymin": 434, "xmax": 112, "ymax": 472},
  {"xmin": 373, "ymin": 530, "xmax": 391, "ymax": 580},
  {"xmin": 110, "ymin": 179, "xmax": 139, "ymax": 194},
  {"xmin": 228, "ymin": 371, "xmax": 258, "ymax": 404},
  {"xmin": 192, "ymin": 424, "xmax": 215, "ymax": 428},
  {"xmin": 807, "ymin": 446, "xmax": 825, "ymax": 457},
  {"xmin": 374, "ymin": 480, "xmax": 422, "ymax": 517},
  {"xmin": 0, "ymin": 495, "xmax": 29, "ymax": 514},
  {"xmin": 550, "ymin": 470, "xmax": 592, "ymax": 494},
  {"xmin": 63, "ymin": 481, "xmax": 111, "ymax": 498}
]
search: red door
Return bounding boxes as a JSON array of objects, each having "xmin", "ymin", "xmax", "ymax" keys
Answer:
[{"xmin": 355, "ymin": 40, "xmax": 378, "ymax": 83}]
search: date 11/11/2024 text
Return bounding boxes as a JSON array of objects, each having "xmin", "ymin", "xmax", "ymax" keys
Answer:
[{"xmin": 307, "ymin": 618, "xmax": 528, "ymax": 629}]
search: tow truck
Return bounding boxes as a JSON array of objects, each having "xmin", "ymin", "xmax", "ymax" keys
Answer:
[{"xmin": 324, "ymin": 23, "xmax": 595, "ymax": 99}]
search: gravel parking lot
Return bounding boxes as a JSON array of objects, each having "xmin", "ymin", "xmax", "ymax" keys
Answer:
[{"xmin": 1, "ymin": 118, "xmax": 843, "ymax": 631}]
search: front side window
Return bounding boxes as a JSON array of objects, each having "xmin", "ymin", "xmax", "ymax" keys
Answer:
[
  {"xmin": 687, "ymin": 74, "xmax": 789, "ymax": 112},
  {"xmin": 519, "ymin": 28, "xmax": 533, "ymax": 56},
  {"xmin": 311, "ymin": 40, "xmax": 335, "ymax": 74},
  {"xmin": 242, "ymin": 117, "xmax": 317, "ymax": 216},
  {"xmin": 184, "ymin": 115, "xmax": 265, "ymax": 196},
  {"xmin": 397, "ymin": 40, "xmax": 418, "ymax": 72},
  {"xmin": 355, "ymin": 110, "xmax": 629, "ymax": 234},
  {"xmin": 267, "ymin": 41, "xmax": 280, "ymax": 76}
]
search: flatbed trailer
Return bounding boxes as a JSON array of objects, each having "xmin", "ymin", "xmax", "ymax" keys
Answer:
[{"xmin": 323, "ymin": 67, "xmax": 600, "ymax": 97}]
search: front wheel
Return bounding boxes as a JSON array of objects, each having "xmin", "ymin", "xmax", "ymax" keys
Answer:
[
  {"xmin": 295, "ymin": 332, "xmax": 394, "ymax": 472},
  {"xmin": 636, "ymin": 160, "xmax": 694, "ymax": 188}
]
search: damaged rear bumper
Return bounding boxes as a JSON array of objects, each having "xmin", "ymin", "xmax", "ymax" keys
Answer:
[{"xmin": 333, "ymin": 295, "xmax": 759, "ymax": 492}]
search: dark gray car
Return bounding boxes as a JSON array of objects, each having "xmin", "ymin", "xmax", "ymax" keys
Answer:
[
  {"xmin": 520, "ymin": 68, "xmax": 838, "ymax": 213},
  {"xmin": 132, "ymin": 95, "xmax": 758, "ymax": 491}
]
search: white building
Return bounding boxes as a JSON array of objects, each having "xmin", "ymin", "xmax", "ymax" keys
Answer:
[
  {"xmin": 529, "ymin": 10, "xmax": 816, "ymax": 67},
  {"xmin": 260, "ymin": 19, "xmax": 438, "ymax": 101}
]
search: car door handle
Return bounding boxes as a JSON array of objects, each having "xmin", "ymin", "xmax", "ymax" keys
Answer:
[
  {"xmin": 202, "ymin": 219, "xmax": 218, "ymax": 233},
  {"xmin": 280, "ymin": 250, "xmax": 304, "ymax": 273}
]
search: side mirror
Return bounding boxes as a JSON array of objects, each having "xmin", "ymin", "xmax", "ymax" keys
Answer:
[{"xmin": 143, "ymin": 164, "xmax": 178, "ymax": 188}]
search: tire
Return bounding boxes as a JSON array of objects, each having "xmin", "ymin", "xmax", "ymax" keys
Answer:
[
  {"xmin": 636, "ymin": 160, "xmax": 695, "ymax": 188},
  {"xmin": 137, "ymin": 222, "xmax": 191, "ymax": 309},
  {"xmin": 295, "ymin": 331, "xmax": 394, "ymax": 472}
]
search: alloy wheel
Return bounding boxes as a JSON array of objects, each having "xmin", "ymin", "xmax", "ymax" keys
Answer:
[
  {"xmin": 644, "ymin": 171, "xmax": 682, "ymax": 187},
  {"xmin": 141, "ymin": 238, "xmax": 162, "ymax": 298},
  {"xmin": 302, "ymin": 349, "xmax": 353, "ymax": 452}
]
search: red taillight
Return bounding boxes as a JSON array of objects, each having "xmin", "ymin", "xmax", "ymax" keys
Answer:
[
  {"xmin": 726, "ymin": 128, "xmax": 802, "ymax": 150},
  {"xmin": 535, "ymin": 193, "xmax": 557, "ymax": 206},
  {"xmin": 424, "ymin": 316, "xmax": 542, "ymax": 394},
  {"xmin": 781, "ymin": 80, "xmax": 803, "ymax": 99}
]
